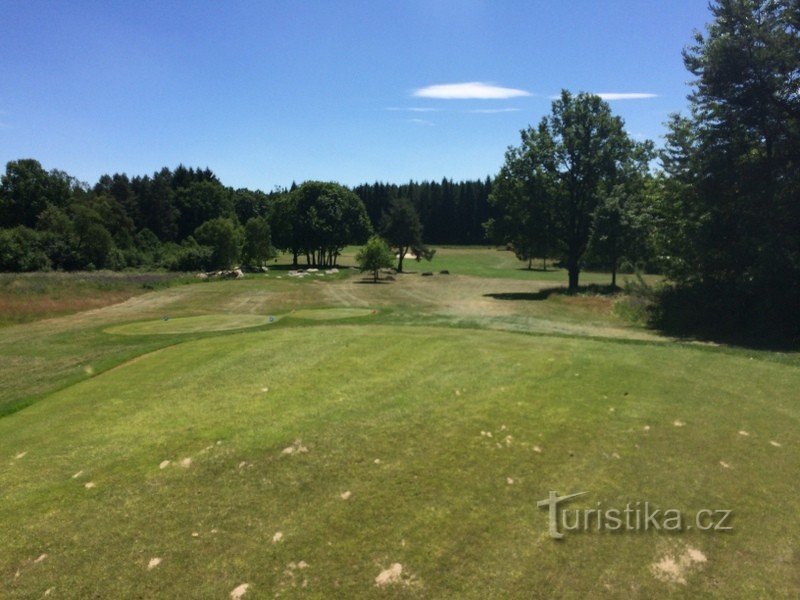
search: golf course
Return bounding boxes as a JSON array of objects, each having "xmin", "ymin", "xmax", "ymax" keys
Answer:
[{"xmin": 1, "ymin": 247, "xmax": 798, "ymax": 598}]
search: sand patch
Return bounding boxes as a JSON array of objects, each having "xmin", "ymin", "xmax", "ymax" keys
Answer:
[
  {"xmin": 738, "ymin": 430, "xmax": 749, "ymax": 436},
  {"xmin": 719, "ymin": 461, "xmax": 731, "ymax": 469},
  {"xmin": 272, "ymin": 531, "xmax": 283, "ymax": 543},
  {"xmin": 180, "ymin": 457, "xmax": 192, "ymax": 468},
  {"xmin": 375, "ymin": 563, "xmax": 403, "ymax": 587},
  {"xmin": 72, "ymin": 470, "xmax": 84, "ymax": 478},
  {"xmin": 147, "ymin": 557, "xmax": 162, "ymax": 570},
  {"xmin": 506, "ymin": 477, "xmax": 515, "ymax": 485},
  {"xmin": 282, "ymin": 440, "xmax": 309, "ymax": 455},
  {"xmin": 651, "ymin": 545, "xmax": 708, "ymax": 585},
  {"xmin": 480, "ymin": 431, "xmax": 493, "ymax": 438},
  {"xmin": 673, "ymin": 420, "xmax": 686, "ymax": 427},
  {"xmin": 230, "ymin": 583, "xmax": 250, "ymax": 599},
  {"xmin": 644, "ymin": 425, "xmax": 651, "ymax": 432},
  {"xmin": 340, "ymin": 491, "xmax": 352, "ymax": 500},
  {"xmin": 159, "ymin": 460, "xmax": 170, "ymax": 469},
  {"xmin": 34, "ymin": 554, "xmax": 47, "ymax": 564},
  {"xmin": 374, "ymin": 459, "xmax": 382, "ymax": 464},
  {"xmin": 770, "ymin": 440, "xmax": 782, "ymax": 447},
  {"xmin": 84, "ymin": 482, "xmax": 95, "ymax": 489},
  {"xmin": 14, "ymin": 451, "xmax": 27, "ymax": 459},
  {"xmin": 533, "ymin": 445, "xmax": 542, "ymax": 453},
  {"xmin": 261, "ymin": 386, "xmax": 269, "ymax": 393}
]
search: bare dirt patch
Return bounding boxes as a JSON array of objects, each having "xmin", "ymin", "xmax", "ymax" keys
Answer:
[{"xmin": 651, "ymin": 545, "xmax": 708, "ymax": 585}]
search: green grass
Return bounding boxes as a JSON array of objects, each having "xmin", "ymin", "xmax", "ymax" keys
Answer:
[
  {"xmin": 287, "ymin": 308, "xmax": 377, "ymax": 321},
  {"xmin": 0, "ymin": 247, "xmax": 797, "ymax": 598},
  {"xmin": 106, "ymin": 314, "xmax": 279, "ymax": 335}
]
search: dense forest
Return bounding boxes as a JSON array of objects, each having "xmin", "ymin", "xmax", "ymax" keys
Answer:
[{"xmin": 0, "ymin": 159, "xmax": 492, "ymax": 271}]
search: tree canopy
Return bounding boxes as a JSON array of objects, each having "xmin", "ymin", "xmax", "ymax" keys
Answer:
[{"xmin": 489, "ymin": 91, "xmax": 651, "ymax": 292}]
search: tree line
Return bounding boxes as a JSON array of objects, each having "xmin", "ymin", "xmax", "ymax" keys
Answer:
[{"xmin": 0, "ymin": 162, "xmax": 446, "ymax": 273}]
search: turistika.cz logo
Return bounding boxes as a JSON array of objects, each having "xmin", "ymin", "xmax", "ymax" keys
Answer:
[{"xmin": 537, "ymin": 491, "xmax": 733, "ymax": 539}]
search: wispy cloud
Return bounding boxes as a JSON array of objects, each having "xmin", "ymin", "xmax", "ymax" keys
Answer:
[
  {"xmin": 595, "ymin": 93, "xmax": 658, "ymax": 101},
  {"xmin": 466, "ymin": 108, "xmax": 521, "ymax": 114},
  {"xmin": 414, "ymin": 82, "xmax": 531, "ymax": 100},
  {"xmin": 407, "ymin": 118, "xmax": 434, "ymax": 126},
  {"xmin": 386, "ymin": 107, "xmax": 441, "ymax": 113}
]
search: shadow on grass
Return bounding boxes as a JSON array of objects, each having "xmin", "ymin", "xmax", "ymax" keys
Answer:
[
  {"xmin": 485, "ymin": 284, "xmax": 619, "ymax": 302},
  {"xmin": 354, "ymin": 279, "xmax": 392, "ymax": 285},
  {"xmin": 649, "ymin": 283, "xmax": 800, "ymax": 351}
]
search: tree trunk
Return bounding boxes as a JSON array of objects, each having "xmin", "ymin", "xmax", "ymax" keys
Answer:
[
  {"xmin": 397, "ymin": 246, "xmax": 406, "ymax": 272},
  {"xmin": 542, "ymin": 257, "xmax": 547, "ymax": 271},
  {"xmin": 611, "ymin": 258, "xmax": 617, "ymax": 289},
  {"xmin": 568, "ymin": 259, "xmax": 580, "ymax": 294},
  {"xmin": 292, "ymin": 250, "xmax": 298, "ymax": 267},
  {"xmin": 373, "ymin": 269, "xmax": 378, "ymax": 283},
  {"xmin": 528, "ymin": 257, "xmax": 532, "ymax": 270}
]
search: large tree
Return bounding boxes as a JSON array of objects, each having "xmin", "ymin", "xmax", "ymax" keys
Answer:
[
  {"xmin": 0, "ymin": 159, "xmax": 75, "ymax": 228},
  {"xmin": 380, "ymin": 198, "xmax": 434, "ymax": 272},
  {"xmin": 242, "ymin": 216, "xmax": 275, "ymax": 267},
  {"xmin": 656, "ymin": 0, "xmax": 800, "ymax": 343},
  {"xmin": 194, "ymin": 218, "xmax": 242, "ymax": 270},
  {"xmin": 291, "ymin": 181, "xmax": 372, "ymax": 267},
  {"xmin": 491, "ymin": 91, "xmax": 648, "ymax": 292},
  {"xmin": 486, "ymin": 121, "xmax": 557, "ymax": 270}
]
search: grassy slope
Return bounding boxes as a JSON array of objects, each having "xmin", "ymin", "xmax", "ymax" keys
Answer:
[
  {"xmin": 0, "ymin": 248, "xmax": 798, "ymax": 598},
  {"xmin": 1, "ymin": 326, "xmax": 798, "ymax": 598}
]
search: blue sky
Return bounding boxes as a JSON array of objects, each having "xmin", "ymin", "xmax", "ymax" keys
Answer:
[{"xmin": 1, "ymin": 1, "xmax": 711, "ymax": 191}]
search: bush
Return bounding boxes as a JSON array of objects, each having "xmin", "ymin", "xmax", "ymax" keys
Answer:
[
  {"xmin": 164, "ymin": 243, "xmax": 214, "ymax": 272},
  {"xmin": 650, "ymin": 281, "xmax": 800, "ymax": 349},
  {"xmin": 0, "ymin": 227, "xmax": 51, "ymax": 271}
]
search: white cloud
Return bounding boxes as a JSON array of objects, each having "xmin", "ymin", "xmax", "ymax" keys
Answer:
[
  {"xmin": 466, "ymin": 108, "xmax": 521, "ymax": 114},
  {"xmin": 413, "ymin": 82, "xmax": 531, "ymax": 100},
  {"xmin": 595, "ymin": 93, "xmax": 658, "ymax": 101},
  {"xmin": 407, "ymin": 118, "xmax": 434, "ymax": 126},
  {"xmin": 386, "ymin": 107, "xmax": 441, "ymax": 112}
]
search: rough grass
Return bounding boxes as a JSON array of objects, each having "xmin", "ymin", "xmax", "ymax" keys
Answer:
[{"xmin": 0, "ymin": 271, "xmax": 195, "ymax": 327}]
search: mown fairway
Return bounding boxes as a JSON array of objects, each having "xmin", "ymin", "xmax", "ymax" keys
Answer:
[{"xmin": 1, "ymin": 248, "xmax": 798, "ymax": 598}]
